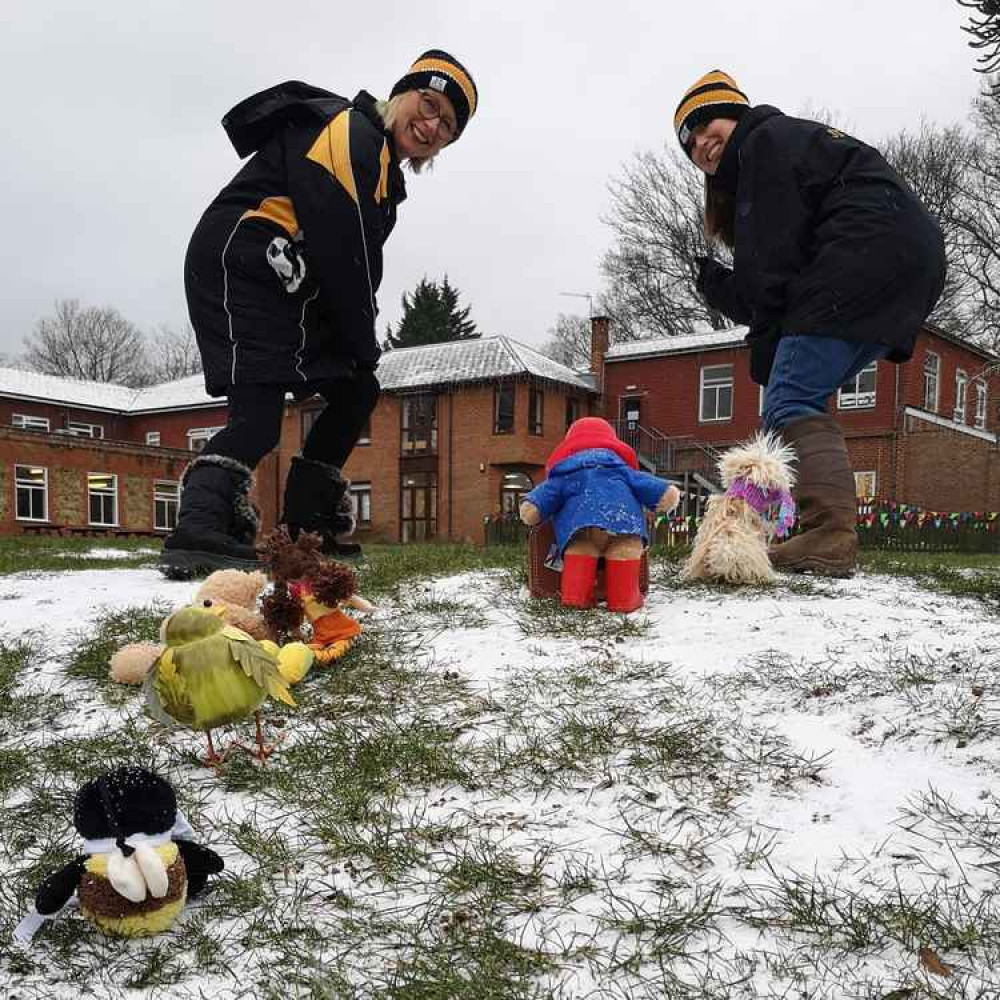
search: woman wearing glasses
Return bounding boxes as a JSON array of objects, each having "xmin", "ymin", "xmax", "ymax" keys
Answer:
[{"xmin": 161, "ymin": 51, "xmax": 477, "ymax": 577}]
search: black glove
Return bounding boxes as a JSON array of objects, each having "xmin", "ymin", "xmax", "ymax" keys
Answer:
[{"xmin": 694, "ymin": 255, "xmax": 732, "ymax": 298}]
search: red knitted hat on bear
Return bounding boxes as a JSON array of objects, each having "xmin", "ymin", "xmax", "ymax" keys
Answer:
[{"xmin": 545, "ymin": 417, "xmax": 639, "ymax": 472}]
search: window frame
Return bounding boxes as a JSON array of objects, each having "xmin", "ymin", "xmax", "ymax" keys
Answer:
[
  {"xmin": 698, "ymin": 364, "xmax": 734, "ymax": 423},
  {"xmin": 87, "ymin": 472, "xmax": 118, "ymax": 527},
  {"xmin": 565, "ymin": 396, "xmax": 580, "ymax": 430},
  {"xmin": 954, "ymin": 369, "xmax": 968, "ymax": 424},
  {"xmin": 493, "ymin": 382, "xmax": 516, "ymax": 435},
  {"xmin": 923, "ymin": 351, "xmax": 940, "ymax": 413},
  {"xmin": 14, "ymin": 465, "xmax": 48, "ymax": 522},
  {"xmin": 400, "ymin": 393, "xmax": 438, "ymax": 455},
  {"xmin": 349, "ymin": 481, "xmax": 372, "ymax": 526},
  {"xmin": 974, "ymin": 380, "xmax": 988, "ymax": 431},
  {"xmin": 66, "ymin": 421, "xmax": 104, "ymax": 439},
  {"xmin": 12, "ymin": 413, "xmax": 50, "ymax": 433},
  {"xmin": 145, "ymin": 430, "xmax": 162, "ymax": 447},
  {"xmin": 837, "ymin": 362, "xmax": 878, "ymax": 410},
  {"xmin": 187, "ymin": 426, "xmax": 225, "ymax": 451},
  {"xmin": 854, "ymin": 470, "xmax": 877, "ymax": 498},
  {"xmin": 528, "ymin": 386, "xmax": 544, "ymax": 436},
  {"xmin": 153, "ymin": 480, "xmax": 180, "ymax": 532}
]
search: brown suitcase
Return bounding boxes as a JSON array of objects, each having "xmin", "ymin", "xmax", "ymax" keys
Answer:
[{"xmin": 527, "ymin": 521, "xmax": 650, "ymax": 600}]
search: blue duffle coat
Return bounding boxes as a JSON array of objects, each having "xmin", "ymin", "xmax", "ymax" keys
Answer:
[{"xmin": 523, "ymin": 448, "xmax": 672, "ymax": 555}]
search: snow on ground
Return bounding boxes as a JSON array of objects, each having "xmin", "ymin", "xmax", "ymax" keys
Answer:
[{"xmin": 1, "ymin": 563, "xmax": 998, "ymax": 996}]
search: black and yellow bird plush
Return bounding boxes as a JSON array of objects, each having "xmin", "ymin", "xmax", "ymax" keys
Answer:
[
  {"xmin": 144, "ymin": 603, "xmax": 296, "ymax": 764},
  {"xmin": 14, "ymin": 767, "xmax": 223, "ymax": 943}
]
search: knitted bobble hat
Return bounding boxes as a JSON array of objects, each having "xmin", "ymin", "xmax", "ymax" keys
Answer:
[
  {"xmin": 674, "ymin": 70, "xmax": 749, "ymax": 155},
  {"xmin": 390, "ymin": 49, "xmax": 478, "ymax": 139}
]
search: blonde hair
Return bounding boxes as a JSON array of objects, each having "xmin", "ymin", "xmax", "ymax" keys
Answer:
[{"xmin": 376, "ymin": 95, "xmax": 435, "ymax": 174}]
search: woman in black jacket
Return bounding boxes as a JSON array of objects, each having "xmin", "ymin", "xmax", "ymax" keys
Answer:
[
  {"xmin": 160, "ymin": 51, "xmax": 477, "ymax": 577},
  {"xmin": 676, "ymin": 70, "xmax": 945, "ymax": 577}
]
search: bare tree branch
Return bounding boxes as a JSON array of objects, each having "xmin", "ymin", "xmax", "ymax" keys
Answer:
[{"xmin": 22, "ymin": 300, "xmax": 151, "ymax": 386}]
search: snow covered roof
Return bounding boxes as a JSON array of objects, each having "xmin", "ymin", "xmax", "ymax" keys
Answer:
[
  {"xmin": 0, "ymin": 367, "xmax": 221, "ymax": 414},
  {"xmin": 0, "ymin": 337, "xmax": 592, "ymax": 417},
  {"xmin": 606, "ymin": 326, "xmax": 749, "ymax": 362},
  {"xmin": 376, "ymin": 336, "xmax": 596, "ymax": 392}
]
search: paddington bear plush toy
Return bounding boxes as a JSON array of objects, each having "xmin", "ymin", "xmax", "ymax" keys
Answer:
[{"xmin": 519, "ymin": 417, "xmax": 680, "ymax": 612}]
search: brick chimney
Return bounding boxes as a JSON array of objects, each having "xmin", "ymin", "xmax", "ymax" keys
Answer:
[{"xmin": 590, "ymin": 315, "xmax": 610, "ymax": 392}]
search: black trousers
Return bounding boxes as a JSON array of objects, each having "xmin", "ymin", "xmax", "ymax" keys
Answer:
[{"xmin": 202, "ymin": 373, "xmax": 380, "ymax": 470}]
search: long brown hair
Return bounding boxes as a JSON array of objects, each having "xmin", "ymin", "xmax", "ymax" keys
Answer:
[{"xmin": 704, "ymin": 175, "xmax": 735, "ymax": 249}]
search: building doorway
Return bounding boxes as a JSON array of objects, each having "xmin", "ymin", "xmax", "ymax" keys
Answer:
[
  {"xmin": 400, "ymin": 471, "xmax": 438, "ymax": 543},
  {"xmin": 500, "ymin": 471, "xmax": 534, "ymax": 517}
]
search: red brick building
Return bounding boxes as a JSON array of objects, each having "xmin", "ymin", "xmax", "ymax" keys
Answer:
[
  {"xmin": 599, "ymin": 321, "xmax": 1000, "ymax": 511},
  {"xmin": 3, "ymin": 321, "xmax": 997, "ymax": 544},
  {"xmin": 0, "ymin": 337, "xmax": 595, "ymax": 542}
]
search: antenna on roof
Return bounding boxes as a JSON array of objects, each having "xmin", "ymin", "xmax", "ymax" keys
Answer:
[{"xmin": 559, "ymin": 292, "xmax": 594, "ymax": 318}]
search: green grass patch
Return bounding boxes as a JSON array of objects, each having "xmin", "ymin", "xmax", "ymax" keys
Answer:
[{"xmin": 0, "ymin": 536, "xmax": 159, "ymax": 575}]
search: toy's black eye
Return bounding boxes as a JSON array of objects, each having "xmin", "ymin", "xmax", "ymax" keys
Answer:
[{"xmin": 203, "ymin": 599, "xmax": 213, "ymax": 607}]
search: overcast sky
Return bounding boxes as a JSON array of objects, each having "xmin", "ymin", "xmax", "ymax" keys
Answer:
[{"xmin": 0, "ymin": 0, "xmax": 988, "ymax": 364}]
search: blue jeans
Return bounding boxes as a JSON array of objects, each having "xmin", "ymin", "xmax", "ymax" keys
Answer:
[{"xmin": 762, "ymin": 335, "xmax": 890, "ymax": 431}]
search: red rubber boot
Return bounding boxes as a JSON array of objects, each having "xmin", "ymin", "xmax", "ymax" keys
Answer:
[
  {"xmin": 605, "ymin": 559, "xmax": 643, "ymax": 613},
  {"xmin": 560, "ymin": 554, "xmax": 598, "ymax": 608}
]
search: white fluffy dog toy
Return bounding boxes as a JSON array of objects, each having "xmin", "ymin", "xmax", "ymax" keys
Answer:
[{"xmin": 680, "ymin": 432, "xmax": 797, "ymax": 585}]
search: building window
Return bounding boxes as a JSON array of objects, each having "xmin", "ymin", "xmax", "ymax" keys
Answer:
[
  {"xmin": 15, "ymin": 465, "xmax": 48, "ymax": 522},
  {"xmin": 187, "ymin": 426, "xmax": 224, "ymax": 451},
  {"xmin": 401, "ymin": 394, "xmax": 437, "ymax": 454},
  {"xmin": 838, "ymin": 362, "xmax": 877, "ymax": 409},
  {"xmin": 854, "ymin": 470, "xmax": 877, "ymax": 498},
  {"xmin": 923, "ymin": 352, "xmax": 940, "ymax": 412},
  {"xmin": 349, "ymin": 482, "xmax": 372, "ymax": 526},
  {"xmin": 758, "ymin": 384, "xmax": 765, "ymax": 416},
  {"xmin": 145, "ymin": 431, "xmax": 161, "ymax": 447},
  {"xmin": 500, "ymin": 471, "xmax": 533, "ymax": 516},
  {"xmin": 301, "ymin": 407, "xmax": 320, "ymax": 442},
  {"xmin": 955, "ymin": 370, "xmax": 968, "ymax": 424},
  {"xmin": 66, "ymin": 421, "xmax": 104, "ymax": 439},
  {"xmin": 494, "ymin": 383, "xmax": 515, "ymax": 434},
  {"xmin": 12, "ymin": 413, "xmax": 50, "ymax": 432},
  {"xmin": 528, "ymin": 387, "xmax": 544, "ymax": 436},
  {"xmin": 400, "ymin": 471, "xmax": 437, "ymax": 543},
  {"xmin": 975, "ymin": 381, "xmax": 988, "ymax": 430},
  {"xmin": 565, "ymin": 396, "xmax": 580, "ymax": 429},
  {"xmin": 88, "ymin": 473, "xmax": 118, "ymax": 526},
  {"xmin": 154, "ymin": 480, "xmax": 180, "ymax": 531},
  {"xmin": 699, "ymin": 365, "xmax": 733, "ymax": 422}
]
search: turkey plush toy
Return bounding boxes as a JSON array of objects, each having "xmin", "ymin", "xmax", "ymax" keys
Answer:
[
  {"xmin": 14, "ymin": 767, "xmax": 223, "ymax": 944},
  {"xmin": 519, "ymin": 418, "xmax": 680, "ymax": 612}
]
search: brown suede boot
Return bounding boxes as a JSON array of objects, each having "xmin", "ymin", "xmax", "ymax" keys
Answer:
[{"xmin": 768, "ymin": 414, "xmax": 859, "ymax": 578}]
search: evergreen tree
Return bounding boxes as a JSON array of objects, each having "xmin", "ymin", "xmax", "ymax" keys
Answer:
[{"xmin": 383, "ymin": 276, "xmax": 480, "ymax": 349}]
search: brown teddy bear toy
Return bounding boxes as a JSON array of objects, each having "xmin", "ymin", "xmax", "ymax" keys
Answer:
[{"xmin": 109, "ymin": 570, "xmax": 272, "ymax": 684}]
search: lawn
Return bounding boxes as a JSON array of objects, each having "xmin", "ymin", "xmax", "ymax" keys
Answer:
[{"xmin": 0, "ymin": 539, "xmax": 998, "ymax": 999}]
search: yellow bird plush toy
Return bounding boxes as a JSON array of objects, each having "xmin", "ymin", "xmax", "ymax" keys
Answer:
[{"xmin": 144, "ymin": 603, "xmax": 298, "ymax": 764}]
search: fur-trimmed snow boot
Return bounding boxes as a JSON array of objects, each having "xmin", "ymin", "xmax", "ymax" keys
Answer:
[
  {"xmin": 158, "ymin": 455, "xmax": 262, "ymax": 579},
  {"xmin": 280, "ymin": 455, "xmax": 362, "ymax": 560},
  {"xmin": 767, "ymin": 413, "xmax": 859, "ymax": 578}
]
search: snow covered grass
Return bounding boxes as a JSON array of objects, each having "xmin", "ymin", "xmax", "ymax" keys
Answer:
[{"xmin": 0, "ymin": 543, "xmax": 999, "ymax": 998}]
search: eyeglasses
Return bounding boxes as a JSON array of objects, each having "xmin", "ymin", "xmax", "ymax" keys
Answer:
[{"xmin": 416, "ymin": 90, "xmax": 457, "ymax": 142}]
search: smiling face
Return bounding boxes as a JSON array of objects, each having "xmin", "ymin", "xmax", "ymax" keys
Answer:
[
  {"xmin": 689, "ymin": 117, "xmax": 739, "ymax": 175},
  {"xmin": 391, "ymin": 88, "xmax": 458, "ymax": 160}
]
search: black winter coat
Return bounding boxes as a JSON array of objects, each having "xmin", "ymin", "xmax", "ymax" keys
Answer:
[
  {"xmin": 185, "ymin": 84, "xmax": 407, "ymax": 397},
  {"xmin": 700, "ymin": 106, "xmax": 946, "ymax": 385}
]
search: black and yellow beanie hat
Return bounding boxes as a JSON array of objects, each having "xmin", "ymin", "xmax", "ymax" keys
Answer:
[
  {"xmin": 390, "ymin": 50, "xmax": 478, "ymax": 139},
  {"xmin": 674, "ymin": 70, "xmax": 750, "ymax": 154}
]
